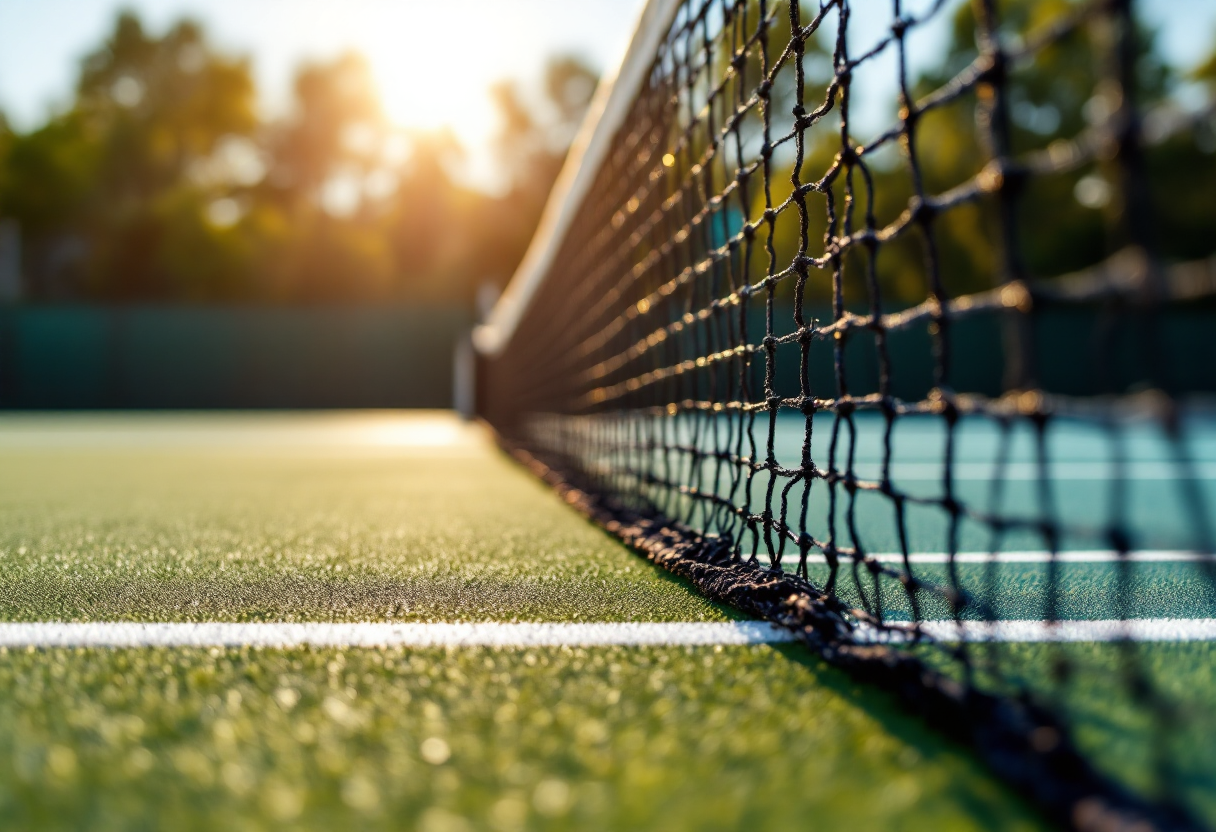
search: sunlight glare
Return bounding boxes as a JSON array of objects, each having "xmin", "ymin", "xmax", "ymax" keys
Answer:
[
  {"xmin": 360, "ymin": 415, "xmax": 469, "ymax": 448},
  {"xmin": 346, "ymin": 3, "xmax": 527, "ymax": 152}
]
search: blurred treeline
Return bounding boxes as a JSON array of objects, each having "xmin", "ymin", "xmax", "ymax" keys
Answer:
[
  {"xmin": 693, "ymin": 0, "xmax": 1216, "ymax": 309},
  {"xmin": 1, "ymin": 3, "xmax": 1212, "ymax": 311},
  {"xmin": 0, "ymin": 12, "xmax": 596, "ymax": 305}
]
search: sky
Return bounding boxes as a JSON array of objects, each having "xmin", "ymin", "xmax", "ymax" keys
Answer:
[{"xmin": 0, "ymin": 0, "xmax": 1213, "ymax": 183}]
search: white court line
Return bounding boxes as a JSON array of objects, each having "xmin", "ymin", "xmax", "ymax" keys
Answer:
[
  {"xmin": 848, "ymin": 462, "xmax": 1216, "ymax": 481},
  {"xmin": 780, "ymin": 550, "xmax": 1212, "ymax": 566},
  {"xmin": 880, "ymin": 618, "xmax": 1216, "ymax": 643},
  {"xmin": 0, "ymin": 619, "xmax": 1213, "ymax": 648},
  {"xmin": 0, "ymin": 621, "xmax": 795, "ymax": 649}
]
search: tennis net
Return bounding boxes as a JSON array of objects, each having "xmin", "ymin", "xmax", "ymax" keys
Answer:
[{"xmin": 475, "ymin": 1, "xmax": 1216, "ymax": 829}]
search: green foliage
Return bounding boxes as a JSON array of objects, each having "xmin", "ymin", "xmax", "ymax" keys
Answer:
[
  {"xmin": 750, "ymin": 0, "xmax": 1214, "ymax": 311},
  {"xmin": 1194, "ymin": 32, "xmax": 1216, "ymax": 85},
  {"xmin": 1, "ymin": 114, "xmax": 100, "ymax": 233},
  {"xmin": 270, "ymin": 52, "xmax": 383, "ymax": 198},
  {"xmin": 0, "ymin": 6, "xmax": 1209, "ymax": 306},
  {"xmin": 0, "ymin": 11, "xmax": 597, "ymax": 304},
  {"xmin": 75, "ymin": 13, "xmax": 258, "ymax": 192}
]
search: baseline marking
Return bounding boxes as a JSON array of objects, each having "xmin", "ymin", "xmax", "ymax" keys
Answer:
[{"xmin": 0, "ymin": 619, "xmax": 1213, "ymax": 648}]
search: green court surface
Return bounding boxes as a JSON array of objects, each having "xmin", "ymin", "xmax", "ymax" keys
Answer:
[
  {"xmin": 0, "ymin": 412, "xmax": 1211, "ymax": 830},
  {"xmin": 0, "ymin": 645, "xmax": 1042, "ymax": 832},
  {"xmin": 0, "ymin": 413, "xmax": 726, "ymax": 624}
]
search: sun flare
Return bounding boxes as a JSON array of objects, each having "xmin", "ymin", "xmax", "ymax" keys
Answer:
[{"xmin": 346, "ymin": 4, "xmax": 526, "ymax": 151}]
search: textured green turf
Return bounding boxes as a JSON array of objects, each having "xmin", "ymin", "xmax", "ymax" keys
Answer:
[
  {"xmin": 0, "ymin": 413, "xmax": 1051, "ymax": 829},
  {"xmin": 917, "ymin": 640, "xmax": 1216, "ymax": 826},
  {"xmin": 0, "ymin": 414, "xmax": 729, "ymax": 623},
  {"xmin": 4, "ymin": 412, "xmax": 1211, "ymax": 829},
  {"xmin": 0, "ymin": 644, "xmax": 1045, "ymax": 832}
]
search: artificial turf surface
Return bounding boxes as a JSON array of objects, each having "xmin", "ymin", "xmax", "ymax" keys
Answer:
[
  {"xmin": 0, "ymin": 412, "xmax": 1211, "ymax": 829},
  {"xmin": 0, "ymin": 412, "xmax": 1052, "ymax": 830},
  {"xmin": 0, "ymin": 413, "xmax": 727, "ymax": 624},
  {"xmin": 0, "ymin": 644, "xmax": 1044, "ymax": 832}
]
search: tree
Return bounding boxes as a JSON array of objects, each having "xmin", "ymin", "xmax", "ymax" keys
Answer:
[
  {"xmin": 0, "ymin": 114, "xmax": 100, "ymax": 296},
  {"xmin": 268, "ymin": 52, "xmax": 384, "ymax": 204},
  {"xmin": 0, "ymin": 11, "xmax": 261, "ymax": 300},
  {"xmin": 76, "ymin": 13, "xmax": 257, "ymax": 197},
  {"xmin": 473, "ymin": 55, "xmax": 599, "ymax": 293},
  {"xmin": 1194, "ymin": 34, "xmax": 1216, "ymax": 86},
  {"xmin": 1148, "ymin": 31, "xmax": 1216, "ymax": 261},
  {"xmin": 756, "ymin": 0, "xmax": 1186, "ymax": 310},
  {"xmin": 0, "ymin": 10, "xmax": 600, "ymax": 305}
]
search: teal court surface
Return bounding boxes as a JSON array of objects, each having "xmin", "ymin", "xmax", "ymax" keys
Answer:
[{"xmin": 0, "ymin": 411, "xmax": 1213, "ymax": 831}]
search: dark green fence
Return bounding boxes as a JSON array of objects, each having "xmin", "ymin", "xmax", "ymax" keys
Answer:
[
  {"xmin": 694, "ymin": 303, "xmax": 1216, "ymax": 405},
  {"xmin": 1, "ymin": 303, "xmax": 1209, "ymax": 410},
  {"xmin": 0, "ymin": 306, "xmax": 470, "ymax": 409},
  {"xmin": 770, "ymin": 305, "xmax": 1216, "ymax": 402}
]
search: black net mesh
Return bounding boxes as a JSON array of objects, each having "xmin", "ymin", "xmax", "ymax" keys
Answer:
[{"xmin": 480, "ymin": 1, "xmax": 1216, "ymax": 829}]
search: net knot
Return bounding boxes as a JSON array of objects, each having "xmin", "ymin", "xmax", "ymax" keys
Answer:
[
  {"xmin": 822, "ymin": 545, "xmax": 840, "ymax": 569},
  {"xmin": 978, "ymin": 159, "xmax": 1028, "ymax": 197},
  {"xmin": 1039, "ymin": 524, "xmax": 1059, "ymax": 552},
  {"xmin": 940, "ymin": 398, "xmax": 959, "ymax": 425},
  {"xmin": 909, "ymin": 196, "xmax": 937, "ymax": 225},
  {"xmin": 1000, "ymin": 281, "xmax": 1033, "ymax": 313},
  {"xmin": 975, "ymin": 51, "xmax": 1006, "ymax": 88}
]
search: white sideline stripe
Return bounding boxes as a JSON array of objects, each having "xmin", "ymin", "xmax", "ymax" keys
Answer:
[
  {"xmin": 0, "ymin": 621, "xmax": 796, "ymax": 649},
  {"xmin": 0, "ymin": 619, "xmax": 1213, "ymax": 648},
  {"xmin": 873, "ymin": 618, "xmax": 1216, "ymax": 644},
  {"xmin": 780, "ymin": 550, "xmax": 1211, "ymax": 566}
]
